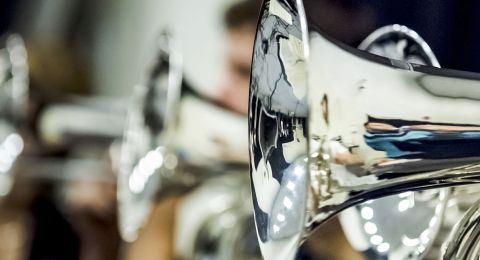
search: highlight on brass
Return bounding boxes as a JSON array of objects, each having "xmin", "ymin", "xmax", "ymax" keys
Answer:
[{"xmin": 3, "ymin": 0, "xmax": 480, "ymax": 259}]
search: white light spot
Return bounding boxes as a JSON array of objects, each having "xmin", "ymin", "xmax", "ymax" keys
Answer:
[
  {"xmin": 128, "ymin": 169, "xmax": 146, "ymax": 194},
  {"xmin": 294, "ymin": 166, "xmax": 303, "ymax": 176},
  {"xmin": 4, "ymin": 133, "xmax": 23, "ymax": 156},
  {"xmin": 402, "ymin": 236, "xmax": 420, "ymax": 247},
  {"xmin": 429, "ymin": 216, "xmax": 438, "ymax": 228},
  {"xmin": 398, "ymin": 199, "xmax": 411, "ymax": 212},
  {"xmin": 276, "ymin": 214, "xmax": 286, "ymax": 222},
  {"xmin": 273, "ymin": 224, "xmax": 280, "ymax": 234},
  {"xmin": 361, "ymin": 207, "xmax": 374, "ymax": 220},
  {"xmin": 370, "ymin": 235, "xmax": 383, "ymax": 245},
  {"xmin": 283, "ymin": 196, "xmax": 293, "ymax": 209},
  {"xmin": 286, "ymin": 181, "xmax": 295, "ymax": 191},
  {"xmin": 420, "ymin": 230, "xmax": 431, "ymax": 244},
  {"xmin": 377, "ymin": 242, "xmax": 390, "ymax": 253},
  {"xmin": 418, "ymin": 245, "xmax": 426, "ymax": 253},
  {"xmin": 398, "ymin": 191, "xmax": 412, "ymax": 198},
  {"xmin": 364, "ymin": 222, "xmax": 378, "ymax": 235}
]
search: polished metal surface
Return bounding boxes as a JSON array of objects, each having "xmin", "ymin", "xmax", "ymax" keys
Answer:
[
  {"xmin": 190, "ymin": 174, "xmax": 261, "ymax": 260},
  {"xmin": 0, "ymin": 34, "xmax": 28, "ymax": 197},
  {"xmin": 249, "ymin": 1, "xmax": 308, "ymax": 258},
  {"xmin": 338, "ymin": 25, "xmax": 448, "ymax": 260},
  {"xmin": 248, "ymin": 0, "xmax": 480, "ymax": 259},
  {"xmin": 441, "ymin": 198, "xmax": 480, "ymax": 260},
  {"xmin": 117, "ymin": 31, "xmax": 183, "ymax": 242}
]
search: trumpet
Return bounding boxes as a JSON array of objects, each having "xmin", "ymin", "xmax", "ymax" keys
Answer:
[
  {"xmin": 338, "ymin": 25, "xmax": 449, "ymax": 259},
  {"xmin": 0, "ymin": 34, "xmax": 28, "ymax": 197},
  {"xmin": 117, "ymin": 31, "xmax": 182, "ymax": 242},
  {"xmin": 248, "ymin": 0, "xmax": 480, "ymax": 259},
  {"xmin": 0, "ymin": 33, "xmax": 125, "ymax": 197},
  {"xmin": 117, "ymin": 31, "xmax": 251, "ymax": 243},
  {"xmin": 174, "ymin": 173, "xmax": 259, "ymax": 260}
]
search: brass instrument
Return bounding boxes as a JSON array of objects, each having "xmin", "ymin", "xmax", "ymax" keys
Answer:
[
  {"xmin": 248, "ymin": 0, "xmax": 480, "ymax": 259},
  {"xmin": 116, "ymin": 30, "xmax": 254, "ymax": 249},
  {"xmin": 338, "ymin": 25, "xmax": 448, "ymax": 259}
]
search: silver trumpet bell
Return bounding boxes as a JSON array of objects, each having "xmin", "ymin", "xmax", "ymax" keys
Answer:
[
  {"xmin": 0, "ymin": 34, "xmax": 125, "ymax": 197},
  {"xmin": 248, "ymin": 0, "xmax": 480, "ymax": 259},
  {"xmin": 117, "ymin": 31, "xmax": 183, "ymax": 242},
  {"xmin": 186, "ymin": 174, "xmax": 260, "ymax": 260},
  {"xmin": 118, "ymin": 30, "xmax": 252, "ymax": 243},
  {"xmin": 338, "ymin": 25, "xmax": 449, "ymax": 259},
  {"xmin": 0, "ymin": 34, "xmax": 28, "ymax": 197}
]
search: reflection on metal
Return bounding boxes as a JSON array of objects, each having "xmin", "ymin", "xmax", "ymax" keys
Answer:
[
  {"xmin": 117, "ymin": 31, "xmax": 183, "ymax": 242},
  {"xmin": 0, "ymin": 34, "xmax": 124, "ymax": 199},
  {"xmin": 249, "ymin": 0, "xmax": 480, "ymax": 259},
  {"xmin": 0, "ymin": 34, "xmax": 28, "ymax": 197},
  {"xmin": 441, "ymin": 198, "xmax": 480, "ymax": 260},
  {"xmin": 190, "ymin": 174, "xmax": 261, "ymax": 260},
  {"xmin": 338, "ymin": 25, "xmax": 448, "ymax": 260}
]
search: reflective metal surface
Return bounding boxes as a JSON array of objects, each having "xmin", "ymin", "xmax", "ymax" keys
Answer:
[
  {"xmin": 249, "ymin": 0, "xmax": 308, "ymax": 258},
  {"xmin": 190, "ymin": 174, "xmax": 261, "ymax": 260},
  {"xmin": 249, "ymin": 0, "xmax": 480, "ymax": 259},
  {"xmin": 117, "ymin": 31, "xmax": 183, "ymax": 242},
  {"xmin": 339, "ymin": 25, "xmax": 448, "ymax": 259},
  {"xmin": 0, "ymin": 34, "xmax": 28, "ymax": 197},
  {"xmin": 441, "ymin": 197, "xmax": 480, "ymax": 260},
  {"xmin": 118, "ymin": 29, "xmax": 253, "ymax": 244}
]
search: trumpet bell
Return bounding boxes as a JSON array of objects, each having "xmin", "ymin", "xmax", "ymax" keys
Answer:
[
  {"xmin": 0, "ymin": 34, "xmax": 28, "ymax": 198},
  {"xmin": 338, "ymin": 25, "xmax": 448, "ymax": 259},
  {"xmin": 0, "ymin": 34, "xmax": 29, "ymax": 125},
  {"xmin": 117, "ymin": 31, "xmax": 183, "ymax": 242},
  {"xmin": 249, "ymin": 0, "xmax": 480, "ymax": 259}
]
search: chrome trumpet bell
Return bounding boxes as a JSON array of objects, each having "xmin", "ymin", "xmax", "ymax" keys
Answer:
[
  {"xmin": 189, "ymin": 174, "xmax": 260, "ymax": 260},
  {"xmin": 338, "ymin": 25, "xmax": 448, "ymax": 259},
  {"xmin": 117, "ymin": 31, "xmax": 183, "ymax": 242},
  {"xmin": 0, "ymin": 34, "xmax": 28, "ymax": 197},
  {"xmin": 249, "ymin": 0, "xmax": 480, "ymax": 259},
  {"xmin": 249, "ymin": 1, "xmax": 308, "ymax": 258},
  {"xmin": 0, "ymin": 34, "xmax": 29, "ymax": 125}
]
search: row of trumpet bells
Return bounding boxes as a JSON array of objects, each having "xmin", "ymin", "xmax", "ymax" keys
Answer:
[
  {"xmin": 3, "ymin": 1, "xmax": 480, "ymax": 259},
  {"xmin": 0, "ymin": 31, "xmax": 258, "ymax": 259}
]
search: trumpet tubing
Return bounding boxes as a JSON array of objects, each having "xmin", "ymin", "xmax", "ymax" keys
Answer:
[{"xmin": 249, "ymin": 0, "xmax": 480, "ymax": 259}]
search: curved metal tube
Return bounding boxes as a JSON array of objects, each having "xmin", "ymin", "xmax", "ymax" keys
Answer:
[
  {"xmin": 338, "ymin": 25, "xmax": 448, "ymax": 259},
  {"xmin": 191, "ymin": 175, "xmax": 261, "ymax": 260},
  {"xmin": 441, "ymin": 198, "xmax": 480, "ymax": 260},
  {"xmin": 249, "ymin": 0, "xmax": 480, "ymax": 259}
]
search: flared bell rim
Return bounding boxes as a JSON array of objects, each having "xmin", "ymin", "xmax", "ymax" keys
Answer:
[
  {"xmin": 249, "ymin": 1, "xmax": 480, "ymax": 259},
  {"xmin": 117, "ymin": 30, "xmax": 183, "ymax": 242}
]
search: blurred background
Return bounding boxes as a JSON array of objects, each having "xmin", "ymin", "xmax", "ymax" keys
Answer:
[{"xmin": 2, "ymin": 0, "xmax": 480, "ymax": 260}]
